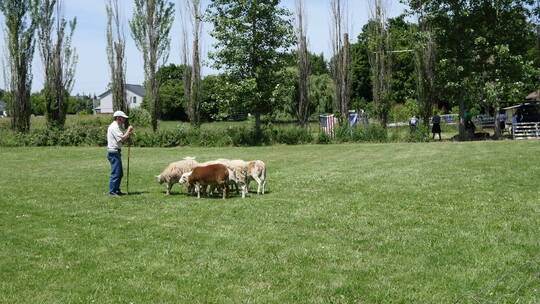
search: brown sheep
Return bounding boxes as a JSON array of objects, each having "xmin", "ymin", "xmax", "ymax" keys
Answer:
[{"xmin": 180, "ymin": 164, "xmax": 229, "ymax": 199}]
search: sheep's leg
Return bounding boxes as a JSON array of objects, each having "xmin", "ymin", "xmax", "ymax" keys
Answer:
[
  {"xmin": 223, "ymin": 184, "xmax": 228, "ymax": 199},
  {"xmin": 241, "ymin": 184, "xmax": 247, "ymax": 198},
  {"xmin": 253, "ymin": 176, "xmax": 262, "ymax": 194},
  {"xmin": 166, "ymin": 182, "xmax": 173, "ymax": 195},
  {"xmin": 196, "ymin": 183, "xmax": 201, "ymax": 199},
  {"xmin": 246, "ymin": 180, "xmax": 251, "ymax": 193},
  {"xmin": 261, "ymin": 179, "xmax": 266, "ymax": 195}
]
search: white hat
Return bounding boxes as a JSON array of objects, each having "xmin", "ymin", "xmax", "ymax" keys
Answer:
[{"xmin": 113, "ymin": 110, "xmax": 129, "ymax": 119}]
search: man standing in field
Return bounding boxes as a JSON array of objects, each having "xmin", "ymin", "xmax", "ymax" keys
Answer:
[{"xmin": 107, "ymin": 111, "xmax": 134, "ymax": 196}]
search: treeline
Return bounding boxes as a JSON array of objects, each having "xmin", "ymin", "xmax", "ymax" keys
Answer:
[{"xmin": 2, "ymin": 0, "xmax": 540, "ymax": 141}]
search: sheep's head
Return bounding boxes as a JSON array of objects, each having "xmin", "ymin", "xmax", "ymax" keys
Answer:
[
  {"xmin": 156, "ymin": 175, "xmax": 164, "ymax": 184},
  {"xmin": 179, "ymin": 171, "xmax": 192, "ymax": 184}
]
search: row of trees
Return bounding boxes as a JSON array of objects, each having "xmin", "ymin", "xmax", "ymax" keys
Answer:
[
  {"xmin": 0, "ymin": 0, "xmax": 76, "ymax": 132},
  {"xmin": 3, "ymin": 0, "xmax": 540, "ymax": 141}
]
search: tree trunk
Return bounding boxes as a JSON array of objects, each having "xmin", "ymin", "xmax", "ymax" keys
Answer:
[
  {"xmin": 493, "ymin": 104, "xmax": 501, "ymax": 139},
  {"xmin": 297, "ymin": 33, "xmax": 309, "ymax": 127},
  {"xmin": 458, "ymin": 91, "xmax": 466, "ymax": 140},
  {"xmin": 191, "ymin": 21, "xmax": 201, "ymax": 127},
  {"xmin": 340, "ymin": 33, "xmax": 351, "ymax": 121}
]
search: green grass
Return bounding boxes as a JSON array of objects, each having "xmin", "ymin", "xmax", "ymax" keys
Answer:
[{"xmin": 1, "ymin": 141, "xmax": 539, "ymax": 303}]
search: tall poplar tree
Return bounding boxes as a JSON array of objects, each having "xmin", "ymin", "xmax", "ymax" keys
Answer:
[
  {"xmin": 368, "ymin": 0, "xmax": 393, "ymax": 128},
  {"xmin": 295, "ymin": 0, "xmax": 309, "ymax": 127},
  {"xmin": 106, "ymin": 0, "xmax": 127, "ymax": 115},
  {"xmin": 0, "ymin": 0, "xmax": 38, "ymax": 133},
  {"xmin": 37, "ymin": 0, "xmax": 77, "ymax": 128},
  {"xmin": 130, "ymin": 0, "xmax": 175, "ymax": 132},
  {"xmin": 330, "ymin": 0, "xmax": 351, "ymax": 121},
  {"xmin": 180, "ymin": 0, "xmax": 202, "ymax": 127}
]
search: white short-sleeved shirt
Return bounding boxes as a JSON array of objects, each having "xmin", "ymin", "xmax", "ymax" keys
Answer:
[{"xmin": 107, "ymin": 121, "xmax": 124, "ymax": 150}]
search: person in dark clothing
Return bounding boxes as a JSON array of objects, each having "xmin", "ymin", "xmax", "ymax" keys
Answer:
[
  {"xmin": 432, "ymin": 114, "xmax": 442, "ymax": 140},
  {"xmin": 464, "ymin": 113, "xmax": 476, "ymax": 140}
]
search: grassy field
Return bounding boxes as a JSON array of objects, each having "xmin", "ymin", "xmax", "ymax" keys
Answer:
[{"xmin": 1, "ymin": 141, "xmax": 539, "ymax": 303}]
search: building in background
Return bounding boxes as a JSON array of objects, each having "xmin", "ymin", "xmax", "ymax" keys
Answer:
[
  {"xmin": 95, "ymin": 84, "xmax": 146, "ymax": 114},
  {"xmin": 0, "ymin": 101, "xmax": 6, "ymax": 117}
]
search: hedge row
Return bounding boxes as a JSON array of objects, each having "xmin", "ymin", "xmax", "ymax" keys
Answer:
[{"xmin": 0, "ymin": 124, "xmax": 431, "ymax": 147}]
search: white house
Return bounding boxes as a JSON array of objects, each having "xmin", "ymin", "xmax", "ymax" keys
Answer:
[
  {"xmin": 95, "ymin": 84, "xmax": 146, "ymax": 114},
  {"xmin": 0, "ymin": 101, "xmax": 6, "ymax": 117}
]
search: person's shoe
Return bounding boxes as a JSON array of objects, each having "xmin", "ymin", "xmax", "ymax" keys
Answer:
[{"xmin": 109, "ymin": 193, "xmax": 121, "ymax": 197}]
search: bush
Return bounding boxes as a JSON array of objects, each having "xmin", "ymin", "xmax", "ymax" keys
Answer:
[
  {"xmin": 74, "ymin": 116, "xmax": 110, "ymax": 128},
  {"xmin": 129, "ymin": 108, "xmax": 151, "ymax": 127},
  {"xmin": 405, "ymin": 125, "xmax": 430, "ymax": 143},
  {"xmin": 316, "ymin": 131, "xmax": 332, "ymax": 144},
  {"xmin": 351, "ymin": 124, "xmax": 388, "ymax": 143},
  {"xmin": 0, "ymin": 126, "xmax": 108, "ymax": 147},
  {"xmin": 333, "ymin": 124, "xmax": 352, "ymax": 143},
  {"xmin": 389, "ymin": 103, "xmax": 411, "ymax": 123},
  {"xmin": 227, "ymin": 126, "xmax": 272, "ymax": 146},
  {"xmin": 273, "ymin": 127, "xmax": 313, "ymax": 145},
  {"xmin": 0, "ymin": 121, "xmax": 437, "ymax": 147}
]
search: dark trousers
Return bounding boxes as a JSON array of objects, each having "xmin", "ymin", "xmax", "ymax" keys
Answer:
[{"xmin": 107, "ymin": 151, "xmax": 123, "ymax": 195}]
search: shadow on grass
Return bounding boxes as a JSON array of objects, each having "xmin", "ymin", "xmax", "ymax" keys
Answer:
[{"xmin": 124, "ymin": 191, "xmax": 148, "ymax": 196}]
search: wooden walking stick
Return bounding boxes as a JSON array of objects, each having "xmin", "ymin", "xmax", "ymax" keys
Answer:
[{"xmin": 126, "ymin": 139, "xmax": 131, "ymax": 195}]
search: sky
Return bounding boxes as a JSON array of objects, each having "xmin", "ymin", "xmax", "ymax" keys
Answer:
[{"xmin": 1, "ymin": 0, "xmax": 408, "ymax": 96}]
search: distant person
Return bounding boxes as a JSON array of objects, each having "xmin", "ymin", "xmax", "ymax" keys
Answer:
[
  {"xmin": 464, "ymin": 112, "xmax": 476, "ymax": 139},
  {"xmin": 359, "ymin": 109, "xmax": 369, "ymax": 127},
  {"xmin": 409, "ymin": 115, "xmax": 419, "ymax": 132},
  {"xmin": 499, "ymin": 112, "xmax": 506, "ymax": 134},
  {"xmin": 432, "ymin": 114, "xmax": 442, "ymax": 140},
  {"xmin": 107, "ymin": 111, "xmax": 134, "ymax": 196}
]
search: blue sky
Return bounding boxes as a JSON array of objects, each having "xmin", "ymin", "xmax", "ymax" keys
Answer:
[{"xmin": 2, "ymin": 0, "xmax": 408, "ymax": 96}]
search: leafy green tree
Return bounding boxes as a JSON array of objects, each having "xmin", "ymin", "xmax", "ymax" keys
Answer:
[
  {"xmin": 31, "ymin": 91, "xmax": 46, "ymax": 115},
  {"xmin": 270, "ymin": 67, "xmax": 297, "ymax": 121},
  {"xmin": 309, "ymin": 53, "xmax": 329, "ymax": 75},
  {"xmin": 309, "ymin": 73, "xmax": 334, "ymax": 114},
  {"xmin": 350, "ymin": 25, "xmax": 372, "ymax": 111},
  {"xmin": 404, "ymin": 0, "xmax": 474, "ymax": 139},
  {"xmin": 405, "ymin": 0, "xmax": 538, "ymax": 139},
  {"xmin": 351, "ymin": 17, "xmax": 417, "ymax": 117},
  {"xmin": 281, "ymin": 51, "xmax": 329, "ymax": 75},
  {"xmin": 388, "ymin": 16, "xmax": 416, "ymax": 106},
  {"xmin": 468, "ymin": 1, "xmax": 538, "ymax": 137},
  {"xmin": 156, "ymin": 64, "xmax": 188, "ymax": 120},
  {"xmin": 130, "ymin": 0, "xmax": 175, "ymax": 132},
  {"xmin": 207, "ymin": 0, "xmax": 295, "ymax": 132},
  {"xmin": 200, "ymin": 74, "xmax": 224, "ymax": 121}
]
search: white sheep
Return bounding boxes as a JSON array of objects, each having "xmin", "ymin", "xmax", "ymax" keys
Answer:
[
  {"xmin": 199, "ymin": 158, "xmax": 231, "ymax": 166},
  {"xmin": 246, "ymin": 160, "xmax": 267, "ymax": 195},
  {"xmin": 227, "ymin": 166, "xmax": 248, "ymax": 198},
  {"xmin": 156, "ymin": 156, "xmax": 198, "ymax": 195}
]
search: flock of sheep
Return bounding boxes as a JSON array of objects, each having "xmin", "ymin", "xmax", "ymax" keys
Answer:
[{"xmin": 155, "ymin": 157, "xmax": 267, "ymax": 199}]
